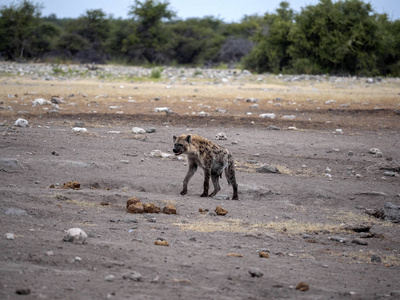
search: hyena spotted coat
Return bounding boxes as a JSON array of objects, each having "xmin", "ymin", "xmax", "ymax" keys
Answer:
[{"xmin": 173, "ymin": 134, "xmax": 239, "ymax": 200}]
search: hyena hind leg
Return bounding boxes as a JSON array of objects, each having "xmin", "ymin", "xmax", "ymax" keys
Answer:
[{"xmin": 209, "ymin": 173, "xmax": 221, "ymax": 197}]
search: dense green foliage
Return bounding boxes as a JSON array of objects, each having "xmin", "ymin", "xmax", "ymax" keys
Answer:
[{"xmin": 1, "ymin": 0, "xmax": 399, "ymax": 76}]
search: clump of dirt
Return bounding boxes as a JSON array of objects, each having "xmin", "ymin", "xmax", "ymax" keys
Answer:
[{"xmin": 62, "ymin": 181, "xmax": 80, "ymax": 189}]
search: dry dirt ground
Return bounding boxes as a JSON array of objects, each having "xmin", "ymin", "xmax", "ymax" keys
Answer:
[{"xmin": 1, "ymin": 63, "xmax": 400, "ymax": 299}]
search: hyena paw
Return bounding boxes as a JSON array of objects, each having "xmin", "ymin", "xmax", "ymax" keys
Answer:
[
  {"xmin": 200, "ymin": 193, "xmax": 208, "ymax": 197},
  {"xmin": 180, "ymin": 190, "xmax": 187, "ymax": 196},
  {"xmin": 231, "ymin": 195, "xmax": 239, "ymax": 200}
]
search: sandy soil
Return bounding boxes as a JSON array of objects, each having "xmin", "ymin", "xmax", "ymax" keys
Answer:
[{"xmin": 1, "ymin": 65, "xmax": 400, "ymax": 299}]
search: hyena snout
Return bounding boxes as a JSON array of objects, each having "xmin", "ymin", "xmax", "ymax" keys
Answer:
[{"xmin": 173, "ymin": 146, "xmax": 183, "ymax": 155}]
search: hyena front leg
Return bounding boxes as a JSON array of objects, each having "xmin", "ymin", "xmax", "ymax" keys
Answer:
[
  {"xmin": 209, "ymin": 172, "xmax": 221, "ymax": 197},
  {"xmin": 181, "ymin": 161, "xmax": 197, "ymax": 195}
]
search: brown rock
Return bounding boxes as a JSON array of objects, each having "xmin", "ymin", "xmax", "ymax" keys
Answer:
[
  {"xmin": 127, "ymin": 202, "xmax": 144, "ymax": 214},
  {"xmin": 163, "ymin": 204, "xmax": 177, "ymax": 214},
  {"xmin": 296, "ymin": 282, "xmax": 310, "ymax": 291},
  {"xmin": 62, "ymin": 181, "xmax": 80, "ymax": 190},
  {"xmin": 126, "ymin": 197, "xmax": 141, "ymax": 208},
  {"xmin": 259, "ymin": 251, "xmax": 270, "ymax": 258},
  {"xmin": 155, "ymin": 240, "xmax": 169, "ymax": 246},
  {"xmin": 143, "ymin": 203, "xmax": 160, "ymax": 213},
  {"xmin": 215, "ymin": 205, "xmax": 228, "ymax": 216}
]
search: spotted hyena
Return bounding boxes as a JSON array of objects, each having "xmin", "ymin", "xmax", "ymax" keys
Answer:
[{"xmin": 172, "ymin": 134, "xmax": 239, "ymax": 200}]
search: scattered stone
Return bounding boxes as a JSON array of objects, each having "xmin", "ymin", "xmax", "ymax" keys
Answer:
[
  {"xmin": 14, "ymin": 118, "xmax": 28, "ymax": 127},
  {"xmin": 154, "ymin": 107, "xmax": 173, "ymax": 114},
  {"xmin": 155, "ymin": 240, "xmax": 169, "ymax": 246},
  {"xmin": 352, "ymin": 238, "xmax": 368, "ymax": 246},
  {"xmin": 71, "ymin": 127, "xmax": 87, "ymax": 133},
  {"xmin": 248, "ymin": 267, "xmax": 263, "ymax": 278},
  {"xmin": 335, "ymin": 129, "xmax": 343, "ymax": 134},
  {"xmin": 62, "ymin": 181, "xmax": 80, "ymax": 190},
  {"xmin": 132, "ymin": 127, "xmax": 146, "ymax": 134},
  {"xmin": 215, "ymin": 205, "xmax": 228, "ymax": 216},
  {"xmin": 259, "ymin": 113, "xmax": 276, "ymax": 119},
  {"xmin": 104, "ymin": 275, "xmax": 116, "ymax": 282},
  {"xmin": 329, "ymin": 236, "xmax": 347, "ymax": 243},
  {"xmin": 5, "ymin": 233, "xmax": 15, "ymax": 240},
  {"xmin": 63, "ymin": 228, "xmax": 87, "ymax": 244},
  {"xmin": 371, "ymin": 254, "xmax": 382, "ymax": 263},
  {"xmin": 123, "ymin": 271, "xmax": 142, "ymax": 281},
  {"xmin": 32, "ymin": 98, "xmax": 51, "ymax": 106},
  {"xmin": 198, "ymin": 111, "xmax": 209, "ymax": 117},
  {"xmin": 366, "ymin": 202, "xmax": 400, "ymax": 223},
  {"xmin": 143, "ymin": 203, "xmax": 161, "ymax": 214},
  {"xmin": 146, "ymin": 127, "xmax": 156, "ymax": 133},
  {"xmin": 267, "ymin": 125, "xmax": 280, "ymax": 130},
  {"xmin": 384, "ymin": 171, "xmax": 397, "ymax": 177},
  {"xmin": 46, "ymin": 251, "xmax": 54, "ymax": 256},
  {"xmin": 215, "ymin": 132, "xmax": 227, "ymax": 140},
  {"xmin": 127, "ymin": 202, "xmax": 144, "ymax": 214},
  {"xmin": 246, "ymin": 98, "xmax": 258, "ymax": 103},
  {"xmin": 283, "ymin": 115, "xmax": 296, "ymax": 120},
  {"xmin": 15, "ymin": 288, "xmax": 31, "ymax": 295},
  {"xmin": 296, "ymin": 282, "xmax": 310, "ymax": 291},
  {"xmin": 344, "ymin": 224, "xmax": 371, "ymax": 232},
  {"xmin": 256, "ymin": 164, "xmax": 280, "ymax": 174},
  {"xmin": 163, "ymin": 204, "xmax": 177, "ymax": 214}
]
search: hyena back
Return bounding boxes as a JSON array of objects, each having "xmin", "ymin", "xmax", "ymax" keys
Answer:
[{"xmin": 172, "ymin": 134, "xmax": 239, "ymax": 200}]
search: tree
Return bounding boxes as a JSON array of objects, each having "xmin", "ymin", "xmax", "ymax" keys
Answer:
[
  {"xmin": 0, "ymin": 0, "xmax": 58, "ymax": 60},
  {"xmin": 242, "ymin": 1, "xmax": 295, "ymax": 73},
  {"xmin": 288, "ymin": 0, "xmax": 383, "ymax": 75},
  {"xmin": 122, "ymin": 0, "xmax": 176, "ymax": 63},
  {"xmin": 56, "ymin": 9, "xmax": 110, "ymax": 63}
]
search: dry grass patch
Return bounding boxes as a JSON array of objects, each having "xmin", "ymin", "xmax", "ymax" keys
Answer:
[
  {"xmin": 326, "ymin": 250, "xmax": 400, "ymax": 266},
  {"xmin": 328, "ymin": 211, "xmax": 393, "ymax": 227},
  {"xmin": 175, "ymin": 218, "xmax": 350, "ymax": 235}
]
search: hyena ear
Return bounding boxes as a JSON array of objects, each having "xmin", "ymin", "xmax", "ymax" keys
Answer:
[
  {"xmin": 186, "ymin": 135, "xmax": 192, "ymax": 143},
  {"xmin": 173, "ymin": 135, "xmax": 177, "ymax": 143}
]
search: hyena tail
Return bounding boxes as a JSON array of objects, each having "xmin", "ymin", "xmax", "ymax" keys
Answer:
[{"xmin": 225, "ymin": 153, "xmax": 239, "ymax": 200}]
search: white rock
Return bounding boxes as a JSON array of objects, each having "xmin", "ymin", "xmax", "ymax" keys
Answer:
[
  {"xmin": 109, "ymin": 106, "xmax": 123, "ymax": 110},
  {"xmin": 14, "ymin": 118, "xmax": 28, "ymax": 127},
  {"xmin": 104, "ymin": 275, "xmax": 116, "ymax": 282},
  {"xmin": 259, "ymin": 113, "xmax": 276, "ymax": 119},
  {"xmin": 154, "ymin": 107, "xmax": 172, "ymax": 113},
  {"xmin": 71, "ymin": 127, "xmax": 87, "ymax": 133},
  {"xmin": 32, "ymin": 98, "xmax": 51, "ymax": 106},
  {"xmin": 283, "ymin": 115, "xmax": 296, "ymax": 120},
  {"xmin": 369, "ymin": 148, "xmax": 381, "ymax": 154},
  {"xmin": 215, "ymin": 132, "xmax": 227, "ymax": 140},
  {"xmin": 5, "ymin": 233, "xmax": 15, "ymax": 240},
  {"xmin": 198, "ymin": 111, "xmax": 209, "ymax": 117},
  {"xmin": 335, "ymin": 129, "xmax": 343, "ymax": 134},
  {"xmin": 288, "ymin": 126, "xmax": 298, "ymax": 130},
  {"xmin": 63, "ymin": 228, "xmax": 87, "ymax": 244},
  {"xmin": 132, "ymin": 127, "xmax": 146, "ymax": 134}
]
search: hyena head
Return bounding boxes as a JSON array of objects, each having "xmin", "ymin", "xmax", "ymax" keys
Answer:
[{"xmin": 173, "ymin": 134, "xmax": 192, "ymax": 155}]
